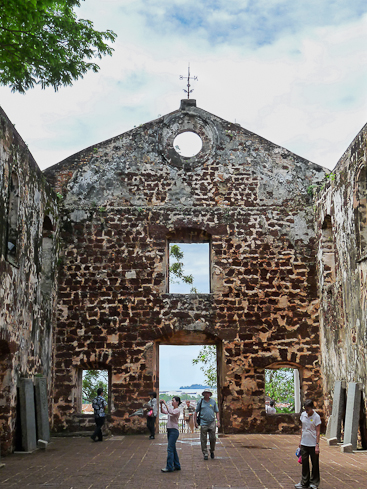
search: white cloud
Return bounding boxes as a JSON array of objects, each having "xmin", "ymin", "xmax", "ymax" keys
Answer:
[{"xmin": 0, "ymin": 1, "xmax": 366, "ymax": 170}]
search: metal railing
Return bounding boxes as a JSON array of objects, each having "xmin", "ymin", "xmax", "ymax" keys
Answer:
[{"xmin": 158, "ymin": 416, "xmax": 200, "ymax": 434}]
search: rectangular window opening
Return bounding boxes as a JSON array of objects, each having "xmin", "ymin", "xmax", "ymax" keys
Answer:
[
  {"xmin": 80, "ymin": 369, "xmax": 109, "ymax": 414},
  {"xmin": 168, "ymin": 242, "xmax": 210, "ymax": 294}
]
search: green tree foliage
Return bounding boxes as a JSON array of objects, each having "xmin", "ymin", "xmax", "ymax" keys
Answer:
[
  {"xmin": 82, "ymin": 370, "xmax": 108, "ymax": 403},
  {"xmin": 192, "ymin": 345, "xmax": 217, "ymax": 387},
  {"xmin": 265, "ymin": 368, "xmax": 295, "ymax": 413},
  {"xmin": 0, "ymin": 0, "xmax": 116, "ymax": 93},
  {"xmin": 169, "ymin": 244, "xmax": 198, "ymax": 293}
]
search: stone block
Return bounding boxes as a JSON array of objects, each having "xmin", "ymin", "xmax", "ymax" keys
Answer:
[
  {"xmin": 327, "ymin": 437, "xmax": 338, "ymax": 446},
  {"xmin": 325, "ymin": 414, "xmax": 333, "ymax": 439},
  {"xmin": 328, "ymin": 381, "xmax": 346, "ymax": 442},
  {"xmin": 38, "ymin": 439, "xmax": 48, "ymax": 450},
  {"xmin": 19, "ymin": 378, "xmax": 37, "ymax": 452},
  {"xmin": 34, "ymin": 377, "xmax": 50, "ymax": 442},
  {"xmin": 340, "ymin": 443, "xmax": 353, "ymax": 453},
  {"xmin": 343, "ymin": 382, "xmax": 362, "ymax": 450}
]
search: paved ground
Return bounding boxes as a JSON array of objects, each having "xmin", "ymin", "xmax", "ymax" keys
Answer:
[{"xmin": 1, "ymin": 433, "xmax": 366, "ymax": 489}]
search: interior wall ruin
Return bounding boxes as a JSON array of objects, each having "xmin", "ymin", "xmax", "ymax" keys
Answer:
[{"xmin": 0, "ymin": 107, "xmax": 59, "ymax": 455}]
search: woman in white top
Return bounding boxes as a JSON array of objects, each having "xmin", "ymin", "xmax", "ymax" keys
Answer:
[
  {"xmin": 160, "ymin": 396, "xmax": 181, "ymax": 472},
  {"xmin": 295, "ymin": 399, "xmax": 321, "ymax": 489}
]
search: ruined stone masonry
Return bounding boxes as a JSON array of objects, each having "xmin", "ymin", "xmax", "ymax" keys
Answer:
[
  {"xmin": 44, "ymin": 99, "xmax": 326, "ymax": 436},
  {"xmin": 1, "ymin": 98, "xmax": 366, "ymax": 455},
  {"xmin": 314, "ymin": 122, "xmax": 367, "ymax": 426},
  {"xmin": 0, "ymin": 107, "xmax": 59, "ymax": 454}
]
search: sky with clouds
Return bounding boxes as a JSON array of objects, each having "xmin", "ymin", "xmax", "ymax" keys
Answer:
[
  {"xmin": 2, "ymin": 1, "xmax": 366, "ymax": 390},
  {"xmin": 160, "ymin": 345, "xmax": 208, "ymax": 392},
  {"xmin": 1, "ymin": 0, "xmax": 366, "ymax": 171}
]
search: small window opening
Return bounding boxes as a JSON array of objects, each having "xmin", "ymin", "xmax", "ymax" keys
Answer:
[
  {"xmin": 174, "ymin": 132, "xmax": 202, "ymax": 157},
  {"xmin": 169, "ymin": 242, "xmax": 210, "ymax": 293},
  {"xmin": 265, "ymin": 367, "xmax": 300, "ymax": 414},
  {"xmin": 6, "ymin": 172, "xmax": 19, "ymax": 265},
  {"xmin": 81, "ymin": 369, "xmax": 109, "ymax": 414},
  {"xmin": 41, "ymin": 216, "xmax": 54, "ymax": 297},
  {"xmin": 321, "ymin": 215, "xmax": 335, "ymax": 284},
  {"xmin": 355, "ymin": 166, "xmax": 367, "ymax": 258}
]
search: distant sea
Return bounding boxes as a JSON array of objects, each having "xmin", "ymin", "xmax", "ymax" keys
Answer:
[{"xmin": 160, "ymin": 386, "xmax": 217, "ymax": 397}]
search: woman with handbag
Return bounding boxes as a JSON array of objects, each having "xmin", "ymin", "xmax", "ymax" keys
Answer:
[
  {"xmin": 160, "ymin": 396, "xmax": 182, "ymax": 472},
  {"xmin": 145, "ymin": 391, "xmax": 158, "ymax": 439}
]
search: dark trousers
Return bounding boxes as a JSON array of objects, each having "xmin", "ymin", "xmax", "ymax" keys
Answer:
[
  {"xmin": 92, "ymin": 416, "xmax": 105, "ymax": 441},
  {"xmin": 147, "ymin": 415, "xmax": 156, "ymax": 437},
  {"xmin": 301, "ymin": 445, "xmax": 320, "ymax": 487},
  {"xmin": 165, "ymin": 428, "xmax": 180, "ymax": 471}
]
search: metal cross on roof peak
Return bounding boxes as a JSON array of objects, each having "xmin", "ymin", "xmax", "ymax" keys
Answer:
[{"xmin": 179, "ymin": 64, "xmax": 198, "ymax": 99}]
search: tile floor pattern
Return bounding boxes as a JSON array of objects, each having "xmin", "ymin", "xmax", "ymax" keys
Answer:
[{"xmin": 0, "ymin": 433, "xmax": 366, "ymax": 489}]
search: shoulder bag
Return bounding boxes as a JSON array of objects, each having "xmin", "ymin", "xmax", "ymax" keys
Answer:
[{"xmin": 196, "ymin": 399, "xmax": 203, "ymax": 425}]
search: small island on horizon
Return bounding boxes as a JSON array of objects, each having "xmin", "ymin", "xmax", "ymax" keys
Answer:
[{"xmin": 179, "ymin": 383, "xmax": 213, "ymax": 389}]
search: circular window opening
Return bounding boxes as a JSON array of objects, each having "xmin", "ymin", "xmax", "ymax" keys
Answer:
[{"xmin": 173, "ymin": 132, "xmax": 202, "ymax": 157}]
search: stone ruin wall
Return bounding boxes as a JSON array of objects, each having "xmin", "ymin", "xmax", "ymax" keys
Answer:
[
  {"xmin": 45, "ymin": 101, "xmax": 327, "ymax": 435},
  {"xmin": 0, "ymin": 107, "xmax": 59, "ymax": 455},
  {"xmin": 314, "ymin": 122, "xmax": 367, "ymax": 418}
]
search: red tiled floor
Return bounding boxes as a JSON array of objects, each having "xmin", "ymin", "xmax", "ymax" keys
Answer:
[{"xmin": 0, "ymin": 433, "xmax": 366, "ymax": 488}]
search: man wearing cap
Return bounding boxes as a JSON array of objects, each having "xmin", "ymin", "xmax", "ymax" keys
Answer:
[{"xmin": 194, "ymin": 388, "xmax": 220, "ymax": 460}]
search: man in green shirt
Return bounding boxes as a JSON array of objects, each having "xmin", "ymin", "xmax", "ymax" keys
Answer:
[{"xmin": 194, "ymin": 389, "xmax": 220, "ymax": 460}]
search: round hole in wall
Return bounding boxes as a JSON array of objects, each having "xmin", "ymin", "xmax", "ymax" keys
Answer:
[{"xmin": 173, "ymin": 131, "xmax": 203, "ymax": 157}]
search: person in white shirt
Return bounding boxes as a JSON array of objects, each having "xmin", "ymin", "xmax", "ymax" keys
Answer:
[
  {"xmin": 266, "ymin": 400, "xmax": 276, "ymax": 414},
  {"xmin": 295, "ymin": 399, "xmax": 321, "ymax": 489}
]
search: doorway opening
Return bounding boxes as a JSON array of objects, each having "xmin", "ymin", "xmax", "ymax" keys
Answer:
[{"xmin": 158, "ymin": 343, "xmax": 219, "ymax": 433}]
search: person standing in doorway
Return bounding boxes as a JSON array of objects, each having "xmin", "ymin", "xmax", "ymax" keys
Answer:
[
  {"xmin": 91, "ymin": 387, "xmax": 107, "ymax": 442},
  {"xmin": 194, "ymin": 388, "xmax": 220, "ymax": 460},
  {"xmin": 295, "ymin": 399, "xmax": 321, "ymax": 489},
  {"xmin": 160, "ymin": 396, "xmax": 182, "ymax": 472},
  {"xmin": 183, "ymin": 400, "xmax": 195, "ymax": 433},
  {"xmin": 145, "ymin": 391, "xmax": 158, "ymax": 439},
  {"xmin": 266, "ymin": 400, "xmax": 276, "ymax": 414}
]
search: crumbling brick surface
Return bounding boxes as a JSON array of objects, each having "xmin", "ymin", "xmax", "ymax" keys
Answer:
[
  {"xmin": 314, "ymin": 122, "xmax": 367, "ymax": 417},
  {"xmin": 45, "ymin": 100, "xmax": 327, "ymax": 434},
  {"xmin": 0, "ymin": 107, "xmax": 59, "ymax": 455}
]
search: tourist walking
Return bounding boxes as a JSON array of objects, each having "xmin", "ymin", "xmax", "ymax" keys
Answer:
[
  {"xmin": 194, "ymin": 388, "xmax": 220, "ymax": 460},
  {"xmin": 91, "ymin": 388, "xmax": 107, "ymax": 442},
  {"xmin": 295, "ymin": 399, "xmax": 321, "ymax": 489},
  {"xmin": 145, "ymin": 391, "xmax": 158, "ymax": 439},
  {"xmin": 160, "ymin": 397, "xmax": 182, "ymax": 472}
]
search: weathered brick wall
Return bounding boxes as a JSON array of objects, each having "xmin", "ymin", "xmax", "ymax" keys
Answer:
[
  {"xmin": 0, "ymin": 107, "xmax": 59, "ymax": 454},
  {"xmin": 314, "ymin": 122, "xmax": 367, "ymax": 417},
  {"xmin": 45, "ymin": 100, "xmax": 327, "ymax": 434}
]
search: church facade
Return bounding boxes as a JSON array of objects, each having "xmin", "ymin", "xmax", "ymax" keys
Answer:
[{"xmin": 1, "ymin": 99, "xmax": 366, "ymax": 454}]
